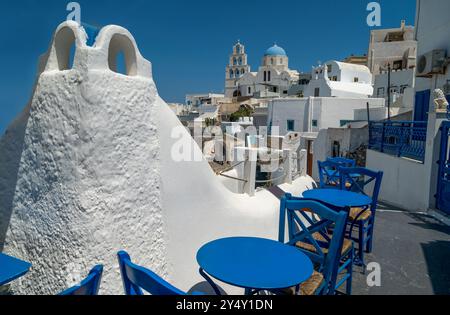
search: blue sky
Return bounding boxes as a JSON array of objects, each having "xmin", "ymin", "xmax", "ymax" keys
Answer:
[{"xmin": 0, "ymin": 0, "xmax": 416, "ymax": 133}]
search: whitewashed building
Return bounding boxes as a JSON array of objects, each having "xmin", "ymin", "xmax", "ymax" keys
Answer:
[
  {"xmin": 367, "ymin": 20, "xmax": 417, "ymax": 77},
  {"xmin": 185, "ymin": 93, "xmax": 227, "ymax": 107},
  {"xmin": 373, "ymin": 68, "xmax": 416, "ymax": 110},
  {"xmin": 304, "ymin": 61, "xmax": 374, "ymax": 98},
  {"xmin": 267, "ymin": 97, "xmax": 385, "ymax": 136}
]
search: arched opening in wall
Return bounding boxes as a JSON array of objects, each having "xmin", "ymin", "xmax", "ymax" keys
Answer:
[
  {"xmin": 115, "ymin": 51, "xmax": 127, "ymax": 74},
  {"xmin": 108, "ymin": 34, "xmax": 138, "ymax": 76},
  {"xmin": 55, "ymin": 27, "xmax": 77, "ymax": 70}
]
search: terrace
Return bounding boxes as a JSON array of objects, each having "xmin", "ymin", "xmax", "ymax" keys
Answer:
[{"xmin": 352, "ymin": 203, "xmax": 450, "ymax": 295}]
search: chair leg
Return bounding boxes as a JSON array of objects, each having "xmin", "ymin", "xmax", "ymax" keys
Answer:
[
  {"xmin": 346, "ymin": 246, "xmax": 354, "ymax": 295},
  {"xmin": 357, "ymin": 221, "xmax": 366, "ymax": 270},
  {"xmin": 366, "ymin": 219, "xmax": 375, "ymax": 253}
]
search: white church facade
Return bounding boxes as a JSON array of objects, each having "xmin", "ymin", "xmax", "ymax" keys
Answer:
[{"xmin": 225, "ymin": 42, "xmax": 300, "ymax": 98}]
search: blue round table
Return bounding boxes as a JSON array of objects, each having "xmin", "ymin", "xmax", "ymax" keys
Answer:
[
  {"xmin": 302, "ymin": 189, "xmax": 372, "ymax": 209},
  {"xmin": 197, "ymin": 237, "xmax": 313, "ymax": 294}
]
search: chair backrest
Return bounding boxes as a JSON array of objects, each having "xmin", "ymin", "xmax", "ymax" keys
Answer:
[
  {"xmin": 279, "ymin": 195, "xmax": 349, "ymax": 294},
  {"xmin": 59, "ymin": 265, "xmax": 103, "ymax": 295},
  {"xmin": 327, "ymin": 157, "xmax": 356, "ymax": 168},
  {"xmin": 317, "ymin": 160, "xmax": 341, "ymax": 188},
  {"xmin": 339, "ymin": 167, "xmax": 383, "ymax": 213},
  {"xmin": 117, "ymin": 251, "xmax": 186, "ymax": 295}
]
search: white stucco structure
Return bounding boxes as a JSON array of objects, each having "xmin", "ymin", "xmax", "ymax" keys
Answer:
[
  {"xmin": 414, "ymin": 0, "xmax": 450, "ymax": 96},
  {"xmin": 373, "ymin": 68, "xmax": 416, "ymax": 108},
  {"xmin": 267, "ymin": 97, "xmax": 385, "ymax": 136},
  {"xmin": 366, "ymin": 150, "xmax": 429, "ymax": 211},
  {"xmin": 0, "ymin": 22, "xmax": 314, "ymax": 295},
  {"xmin": 0, "ymin": 21, "xmax": 167, "ymax": 295},
  {"xmin": 367, "ymin": 20, "xmax": 417, "ymax": 77},
  {"xmin": 185, "ymin": 93, "xmax": 227, "ymax": 107},
  {"xmin": 304, "ymin": 61, "xmax": 374, "ymax": 98}
]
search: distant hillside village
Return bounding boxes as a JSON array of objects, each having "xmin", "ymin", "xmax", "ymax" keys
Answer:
[
  {"xmin": 170, "ymin": 21, "xmax": 416, "ymax": 172},
  {"xmin": 171, "ymin": 14, "xmax": 450, "ymax": 214}
]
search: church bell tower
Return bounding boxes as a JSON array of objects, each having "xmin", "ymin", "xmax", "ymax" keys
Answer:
[{"xmin": 225, "ymin": 41, "xmax": 251, "ymax": 98}]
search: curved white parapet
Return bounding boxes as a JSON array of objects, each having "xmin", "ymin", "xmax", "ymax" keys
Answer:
[{"xmin": 0, "ymin": 22, "xmax": 314, "ymax": 295}]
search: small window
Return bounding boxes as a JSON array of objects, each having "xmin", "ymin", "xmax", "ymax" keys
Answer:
[
  {"xmin": 287, "ymin": 120, "xmax": 295, "ymax": 132},
  {"xmin": 327, "ymin": 64, "xmax": 332, "ymax": 73},
  {"xmin": 268, "ymin": 71, "xmax": 271, "ymax": 82},
  {"xmin": 333, "ymin": 76, "xmax": 338, "ymax": 81},
  {"xmin": 354, "ymin": 77, "xmax": 359, "ymax": 83},
  {"xmin": 264, "ymin": 71, "xmax": 267, "ymax": 82},
  {"xmin": 248, "ymin": 87, "xmax": 251, "ymax": 94},
  {"xmin": 283, "ymin": 90, "xmax": 288, "ymax": 94},
  {"xmin": 314, "ymin": 88, "xmax": 320, "ymax": 97},
  {"xmin": 377, "ymin": 87, "xmax": 385, "ymax": 96},
  {"xmin": 312, "ymin": 120, "xmax": 318, "ymax": 127}
]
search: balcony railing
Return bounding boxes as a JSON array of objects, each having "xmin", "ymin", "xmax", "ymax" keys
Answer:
[{"xmin": 369, "ymin": 121, "xmax": 427, "ymax": 163}]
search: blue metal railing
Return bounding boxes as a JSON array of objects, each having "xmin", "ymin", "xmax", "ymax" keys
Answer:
[{"xmin": 369, "ymin": 121, "xmax": 427, "ymax": 163}]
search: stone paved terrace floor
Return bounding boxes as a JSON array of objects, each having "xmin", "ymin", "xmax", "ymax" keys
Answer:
[{"xmin": 351, "ymin": 203, "xmax": 450, "ymax": 295}]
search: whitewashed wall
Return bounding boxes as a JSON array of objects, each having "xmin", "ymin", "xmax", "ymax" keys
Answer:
[
  {"xmin": 268, "ymin": 97, "xmax": 384, "ymax": 136},
  {"xmin": 366, "ymin": 149, "xmax": 428, "ymax": 211},
  {"xmin": 414, "ymin": 0, "xmax": 450, "ymax": 97},
  {"xmin": 0, "ymin": 22, "xmax": 167, "ymax": 295}
]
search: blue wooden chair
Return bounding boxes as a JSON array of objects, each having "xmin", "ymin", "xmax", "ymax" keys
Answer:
[
  {"xmin": 59, "ymin": 265, "xmax": 103, "ymax": 295},
  {"xmin": 339, "ymin": 167, "xmax": 383, "ymax": 267},
  {"xmin": 279, "ymin": 195, "xmax": 353, "ymax": 295},
  {"xmin": 118, "ymin": 251, "xmax": 200, "ymax": 295},
  {"xmin": 318, "ymin": 160, "xmax": 342, "ymax": 188},
  {"xmin": 327, "ymin": 157, "xmax": 356, "ymax": 168}
]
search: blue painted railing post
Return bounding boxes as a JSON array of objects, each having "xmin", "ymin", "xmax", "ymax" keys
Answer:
[{"xmin": 398, "ymin": 122, "xmax": 405, "ymax": 157}]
